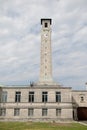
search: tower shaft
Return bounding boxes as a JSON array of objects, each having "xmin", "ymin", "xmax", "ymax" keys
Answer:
[{"xmin": 39, "ymin": 19, "xmax": 53, "ymax": 85}]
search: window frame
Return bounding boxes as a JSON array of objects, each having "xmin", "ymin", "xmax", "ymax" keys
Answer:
[
  {"xmin": 28, "ymin": 108, "xmax": 34, "ymax": 116},
  {"xmin": 15, "ymin": 91, "xmax": 21, "ymax": 103},
  {"xmin": 1, "ymin": 91, "xmax": 7, "ymax": 103},
  {"xmin": 14, "ymin": 108, "xmax": 20, "ymax": 116},
  {"xmin": 56, "ymin": 108, "xmax": 61, "ymax": 117},
  {"xmin": 56, "ymin": 92, "xmax": 61, "ymax": 102},
  {"xmin": 42, "ymin": 108, "xmax": 48, "ymax": 116},
  {"xmin": 42, "ymin": 91, "xmax": 48, "ymax": 103},
  {"xmin": 29, "ymin": 91, "xmax": 34, "ymax": 103},
  {"xmin": 0, "ymin": 108, "xmax": 6, "ymax": 116}
]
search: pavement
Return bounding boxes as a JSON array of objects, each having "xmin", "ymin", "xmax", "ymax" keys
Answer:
[{"xmin": 78, "ymin": 121, "xmax": 87, "ymax": 126}]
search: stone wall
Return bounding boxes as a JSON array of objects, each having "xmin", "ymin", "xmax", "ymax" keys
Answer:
[
  {"xmin": 72, "ymin": 90, "xmax": 87, "ymax": 107},
  {"xmin": 0, "ymin": 86, "xmax": 73, "ymax": 121}
]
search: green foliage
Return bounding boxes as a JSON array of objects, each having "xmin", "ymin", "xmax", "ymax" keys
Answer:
[{"xmin": 0, "ymin": 122, "xmax": 87, "ymax": 130}]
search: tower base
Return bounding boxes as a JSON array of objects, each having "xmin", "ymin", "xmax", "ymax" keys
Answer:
[{"xmin": 37, "ymin": 80, "xmax": 58, "ymax": 85}]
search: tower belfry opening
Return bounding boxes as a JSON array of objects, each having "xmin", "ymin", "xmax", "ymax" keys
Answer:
[{"xmin": 38, "ymin": 18, "xmax": 56, "ymax": 85}]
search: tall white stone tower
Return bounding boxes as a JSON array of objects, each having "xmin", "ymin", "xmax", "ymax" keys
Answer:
[{"xmin": 38, "ymin": 18, "xmax": 55, "ymax": 85}]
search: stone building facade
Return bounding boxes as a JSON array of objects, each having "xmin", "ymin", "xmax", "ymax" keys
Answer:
[
  {"xmin": 0, "ymin": 19, "xmax": 87, "ymax": 121},
  {"xmin": 0, "ymin": 86, "xmax": 73, "ymax": 121}
]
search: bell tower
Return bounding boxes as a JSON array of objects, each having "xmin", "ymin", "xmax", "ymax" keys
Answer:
[{"xmin": 38, "ymin": 18, "xmax": 54, "ymax": 85}]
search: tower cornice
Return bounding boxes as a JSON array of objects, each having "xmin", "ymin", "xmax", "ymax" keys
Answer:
[{"xmin": 41, "ymin": 18, "xmax": 52, "ymax": 25}]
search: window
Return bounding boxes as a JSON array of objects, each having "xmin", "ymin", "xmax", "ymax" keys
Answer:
[
  {"xmin": 81, "ymin": 96, "xmax": 84, "ymax": 102},
  {"xmin": 56, "ymin": 92, "xmax": 61, "ymax": 102},
  {"xmin": 28, "ymin": 108, "xmax": 34, "ymax": 116},
  {"xmin": 0, "ymin": 108, "xmax": 6, "ymax": 116},
  {"xmin": 1, "ymin": 91, "xmax": 7, "ymax": 103},
  {"xmin": 14, "ymin": 108, "xmax": 20, "ymax": 116},
  {"xmin": 42, "ymin": 108, "xmax": 47, "ymax": 116},
  {"xmin": 79, "ymin": 94, "xmax": 85, "ymax": 102},
  {"xmin": 56, "ymin": 109, "xmax": 61, "ymax": 117},
  {"xmin": 15, "ymin": 92, "xmax": 21, "ymax": 102},
  {"xmin": 44, "ymin": 22, "xmax": 48, "ymax": 28},
  {"xmin": 42, "ymin": 92, "xmax": 48, "ymax": 102},
  {"xmin": 29, "ymin": 92, "xmax": 34, "ymax": 102}
]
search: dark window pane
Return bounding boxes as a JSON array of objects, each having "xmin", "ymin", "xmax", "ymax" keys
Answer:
[
  {"xmin": 42, "ymin": 108, "xmax": 47, "ymax": 116},
  {"xmin": 14, "ymin": 108, "xmax": 20, "ymax": 116},
  {"xmin": 1, "ymin": 91, "xmax": 7, "ymax": 103},
  {"xmin": 29, "ymin": 92, "xmax": 34, "ymax": 102},
  {"xmin": 56, "ymin": 109, "xmax": 61, "ymax": 117},
  {"xmin": 42, "ymin": 92, "xmax": 48, "ymax": 102},
  {"xmin": 44, "ymin": 23, "xmax": 48, "ymax": 28},
  {"xmin": 0, "ymin": 108, "xmax": 6, "ymax": 116},
  {"xmin": 56, "ymin": 92, "xmax": 61, "ymax": 102},
  {"xmin": 28, "ymin": 108, "xmax": 34, "ymax": 116},
  {"xmin": 81, "ymin": 96, "xmax": 84, "ymax": 102},
  {"xmin": 15, "ymin": 92, "xmax": 21, "ymax": 102}
]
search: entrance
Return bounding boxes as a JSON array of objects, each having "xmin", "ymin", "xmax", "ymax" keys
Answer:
[{"xmin": 77, "ymin": 107, "xmax": 87, "ymax": 120}]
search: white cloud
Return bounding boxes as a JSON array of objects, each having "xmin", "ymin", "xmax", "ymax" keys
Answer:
[{"xmin": 0, "ymin": 0, "xmax": 87, "ymax": 89}]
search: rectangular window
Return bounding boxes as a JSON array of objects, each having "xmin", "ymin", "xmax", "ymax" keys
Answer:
[
  {"xmin": 1, "ymin": 91, "xmax": 7, "ymax": 103},
  {"xmin": 56, "ymin": 92, "xmax": 61, "ymax": 102},
  {"xmin": 0, "ymin": 108, "xmax": 6, "ymax": 116},
  {"xmin": 42, "ymin": 92, "xmax": 48, "ymax": 103},
  {"xmin": 42, "ymin": 108, "xmax": 47, "ymax": 116},
  {"xmin": 56, "ymin": 109, "xmax": 61, "ymax": 117},
  {"xmin": 29, "ymin": 92, "xmax": 34, "ymax": 102},
  {"xmin": 15, "ymin": 92, "xmax": 21, "ymax": 102},
  {"xmin": 28, "ymin": 108, "xmax": 34, "ymax": 116},
  {"xmin": 14, "ymin": 108, "xmax": 20, "ymax": 116}
]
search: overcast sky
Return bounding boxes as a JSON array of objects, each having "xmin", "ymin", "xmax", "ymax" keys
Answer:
[{"xmin": 0, "ymin": 0, "xmax": 87, "ymax": 90}]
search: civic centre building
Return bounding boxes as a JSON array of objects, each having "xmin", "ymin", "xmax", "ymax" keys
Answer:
[{"xmin": 0, "ymin": 19, "xmax": 87, "ymax": 121}]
